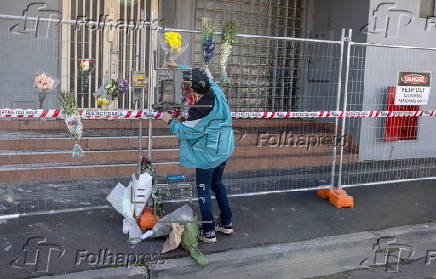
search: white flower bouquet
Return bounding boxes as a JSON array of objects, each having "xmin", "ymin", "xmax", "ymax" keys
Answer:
[{"xmin": 220, "ymin": 21, "xmax": 238, "ymax": 83}]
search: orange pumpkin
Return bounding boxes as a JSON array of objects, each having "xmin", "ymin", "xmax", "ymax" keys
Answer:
[{"xmin": 137, "ymin": 206, "xmax": 160, "ymax": 230}]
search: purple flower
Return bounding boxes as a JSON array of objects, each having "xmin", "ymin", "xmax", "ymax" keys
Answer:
[
  {"xmin": 202, "ymin": 36, "xmax": 215, "ymax": 65},
  {"xmin": 117, "ymin": 78, "xmax": 129, "ymax": 94}
]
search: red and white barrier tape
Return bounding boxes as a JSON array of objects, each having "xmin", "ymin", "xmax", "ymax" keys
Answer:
[{"xmin": 1, "ymin": 108, "xmax": 436, "ymax": 119}]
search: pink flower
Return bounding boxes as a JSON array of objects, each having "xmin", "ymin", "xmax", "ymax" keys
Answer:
[{"xmin": 35, "ymin": 73, "xmax": 55, "ymax": 91}]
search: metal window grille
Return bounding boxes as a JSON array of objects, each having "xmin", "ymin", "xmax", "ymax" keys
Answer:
[{"xmin": 192, "ymin": 0, "xmax": 304, "ymax": 111}]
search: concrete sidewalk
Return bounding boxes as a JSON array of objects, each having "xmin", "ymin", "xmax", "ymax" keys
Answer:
[{"xmin": 0, "ymin": 180, "xmax": 435, "ymax": 279}]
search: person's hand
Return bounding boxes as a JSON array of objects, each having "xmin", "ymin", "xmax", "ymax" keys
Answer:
[
  {"xmin": 165, "ymin": 60, "xmax": 177, "ymax": 71},
  {"xmin": 161, "ymin": 112, "xmax": 173, "ymax": 124}
]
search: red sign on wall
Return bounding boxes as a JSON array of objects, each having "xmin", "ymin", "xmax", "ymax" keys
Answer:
[{"xmin": 385, "ymin": 86, "xmax": 418, "ymax": 142}]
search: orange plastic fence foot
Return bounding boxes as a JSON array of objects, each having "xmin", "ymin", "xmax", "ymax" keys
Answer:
[
  {"xmin": 328, "ymin": 189, "xmax": 354, "ymax": 208},
  {"xmin": 316, "ymin": 188, "xmax": 333, "ymax": 200},
  {"xmin": 316, "ymin": 187, "xmax": 354, "ymax": 208}
]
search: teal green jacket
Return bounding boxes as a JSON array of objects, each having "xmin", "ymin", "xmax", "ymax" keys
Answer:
[{"xmin": 169, "ymin": 66, "xmax": 235, "ymax": 169}]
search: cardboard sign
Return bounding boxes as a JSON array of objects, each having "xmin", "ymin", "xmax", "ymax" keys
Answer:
[
  {"xmin": 131, "ymin": 71, "xmax": 148, "ymax": 87},
  {"xmin": 395, "ymin": 72, "xmax": 431, "ymax": 105}
]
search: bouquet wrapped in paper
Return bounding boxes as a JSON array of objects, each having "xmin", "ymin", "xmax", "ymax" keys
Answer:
[
  {"xmin": 95, "ymin": 75, "xmax": 129, "ymax": 109},
  {"xmin": 201, "ymin": 18, "xmax": 215, "ymax": 78},
  {"xmin": 181, "ymin": 217, "xmax": 208, "ymax": 267},
  {"xmin": 141, "ymin": 156, "xmax": 167, "ymax": 213},
  {"xmin": 59, "ymin": 91, "xmax": 83, "ymax": 157},
  {"xmin": 160, "ymin": 31, "xmax": 189, "ymax": 62},
  {"xmin": 34, "ymin": 71, "xmax": 58, "ymax": 108},
  {"xmin": 106, "ymin": 172, "xmax": 154, "ymax": 244},
  {"xmin": 141, "ymin": 204, "xmax": 194, "ymax": 239},
  {"xmin": 78, "ymin": 58, "xmax": 95, "ymax": 91},
  {"xmin": 220, "ymin": 21, "xmax": 238, "ymax": 83}
]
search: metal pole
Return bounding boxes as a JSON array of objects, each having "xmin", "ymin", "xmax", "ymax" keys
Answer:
[
  {"xmin": 337, "ymin": 29, "xmax": 353, "ymax": 188},
  {"xmin": 330, "ymin": 29, "xmax": 346, "ymax": 186},
  {"xmin": 138, "ymin": 8, "xmax": 145, "ymax": 174},
  {"xmin": 138, "ymin": 87, "xmax": 143, "ymax": 174},
  {"xmin": 147, "ymin": 26, "xmax": 155, "ymax": 162}
]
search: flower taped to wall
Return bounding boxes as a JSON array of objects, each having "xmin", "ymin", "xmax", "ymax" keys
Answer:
[
  {"xmin": 34, "ymin": 71, "xmax": 58, "ymax": 108},
  {"xmin": 58, "ymin": 90, "xmax": 84, "ymax": 158},
  {"xmin": 94, "ymin": 75, "xmax": 129, "ymax": 109},
  {"xmin": 220, "ymin": 21, "xmax": 238, "ymax": 83},
  {"xmin": 202, "ymin": 18, "xmax": 215, "ymax": 78},
  {"xmin": 78, "ymin": 58, "xmax": 95, "ymax": 91}
]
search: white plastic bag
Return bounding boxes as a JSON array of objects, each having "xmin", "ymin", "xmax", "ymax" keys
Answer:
[
  {"xmin": 107, "ymin": 173, "xmax": 153, "ymax": 219},
  {"xmin": 123, "ymin": 217, "xmax": 142, "ymax": 244},
  {"xmin": 106, "ymin": 182, "xmax": 126, "ymax": 216},
  {"xmin": 132, "ymin": 173, "xmax": 153, "ymax": 217},
  {"xmin": 122, "ymin": 183, "xmax": 135, "ymax": 219},
  {"xmin": 106, "ymin": 182, "xmax": 134, "ymax": 219},
  {"xmin": 106, "ymin": 175, "xmax": 154, "ymax": 245},
  {"xmin": 142, "ymin": 204, "xmax": 194, "ymax": 239}
]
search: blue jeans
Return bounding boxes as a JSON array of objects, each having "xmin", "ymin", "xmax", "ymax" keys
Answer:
[{"xmin": 196, "ymin": 160, "xmax": 232, "ymax": 233}]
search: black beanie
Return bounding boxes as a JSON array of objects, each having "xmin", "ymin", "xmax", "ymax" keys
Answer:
[{"xmin": 181, "ymin": 68, "xmax": 210, "ymax": 94}]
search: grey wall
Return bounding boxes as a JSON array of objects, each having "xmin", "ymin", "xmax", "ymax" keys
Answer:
[
  {"xmin": 304, "ymin": 0, "xmax": 369, "ymax": 43},
  {"xmin": 0, "ymin": 0, "xmax": 60, "ymax": 108},
  {"xmin": 297, "ymin": 0, "xmax": 370, "ymax": 129},
  {"xmin": 359, "ymin": 0, "xmax": 436, "ymax": 160}
]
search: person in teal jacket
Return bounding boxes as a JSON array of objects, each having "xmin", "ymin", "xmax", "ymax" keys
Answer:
[{"xmin": 161, "ymin": 62, "xmax": 235, "ymax": 243}]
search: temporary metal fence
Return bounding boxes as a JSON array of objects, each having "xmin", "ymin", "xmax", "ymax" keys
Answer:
[
  {"xmin": 338, "ymin": 31, "xmax": 436, "ymax": 188},
  {"xmin": 0, "ymin": 8, "xmax": 436, "ymax": 218}
]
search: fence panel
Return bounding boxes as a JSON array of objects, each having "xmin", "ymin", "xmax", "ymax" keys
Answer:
[
  {"xmin": 0, "ymin": 12, "xmax": 154, "ymax": 216},
  {"xmin": 187, "ymin": 28, "xmax": 345, "ymax": 195},
  {"xmin": 339, "ymin": 42, "xmax": 436, "ymax": 187}
]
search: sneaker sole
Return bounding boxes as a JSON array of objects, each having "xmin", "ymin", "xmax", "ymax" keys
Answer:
[
  {"xmin": 216, "ymin": 227, "xmax": 233, "ymax": 235},
  {"xmin": 198, "ymin": 236, "xmax": 217, "ymax": 243}
]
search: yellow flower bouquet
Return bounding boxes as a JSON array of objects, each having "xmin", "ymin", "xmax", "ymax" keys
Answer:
[{"xmin": 160, "ymin": 31, "xmax": 189, "ymax": 61}]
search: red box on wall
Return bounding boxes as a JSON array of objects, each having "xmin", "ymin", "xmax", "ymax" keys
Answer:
[{"xmin": 384, "ymin": 87, "xmax": 418, "ymax": 142}]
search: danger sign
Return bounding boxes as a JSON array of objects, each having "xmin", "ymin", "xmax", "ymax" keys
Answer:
[{"xmin": 395, "ymin": 72, "xmax": 431, "ymax": 105}]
